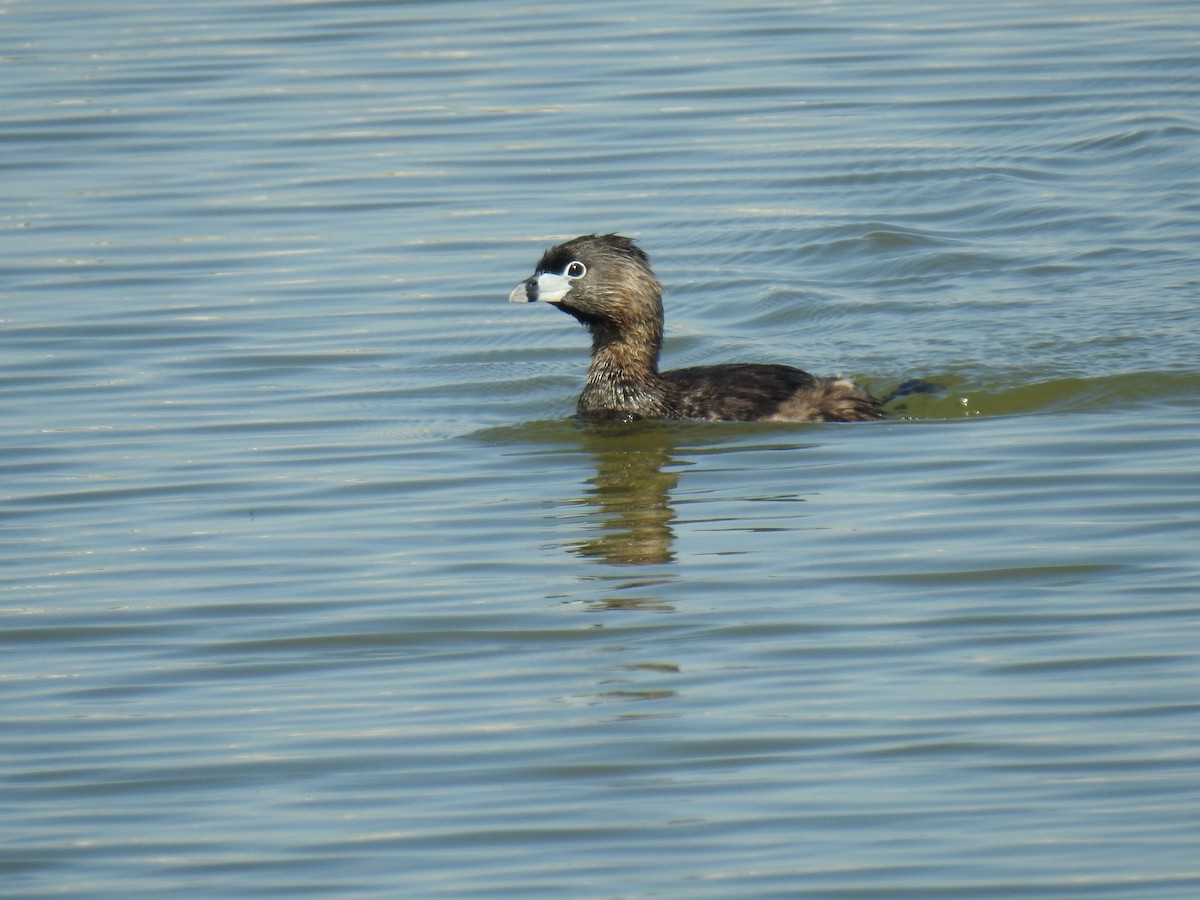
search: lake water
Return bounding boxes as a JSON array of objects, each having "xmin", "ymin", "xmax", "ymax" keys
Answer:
[{"xmin": 3, "ymin": 1, "xmax": 1199, "ymax": 896}]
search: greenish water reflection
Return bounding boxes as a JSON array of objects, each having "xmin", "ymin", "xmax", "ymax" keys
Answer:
[
  {"xmin": 572, "ymin": 421, "xmax": 680, "ymax": 566},
  {"xmin": 480, "ymin": 418, "xmax": 822, "ymax": 576}
]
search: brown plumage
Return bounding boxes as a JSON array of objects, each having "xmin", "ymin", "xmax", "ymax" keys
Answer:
[{"xmin": 508, "ymin": 234, "xmax": 884, "ymax": 423}]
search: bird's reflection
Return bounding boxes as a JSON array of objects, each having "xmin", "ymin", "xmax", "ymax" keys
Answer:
[{"xmin": 570, "ymin": 419, "xmax": 680, "ymax": 566}]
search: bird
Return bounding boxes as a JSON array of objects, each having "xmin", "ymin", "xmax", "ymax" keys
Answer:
[{"xmin": 508, "ymin": 233, "xmax": 885, "ymax": 422}]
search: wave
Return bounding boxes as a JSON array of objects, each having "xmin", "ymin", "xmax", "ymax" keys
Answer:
[{"xmin": 885, "ymin": 369, "xmax": 1200, "ymax": 419}]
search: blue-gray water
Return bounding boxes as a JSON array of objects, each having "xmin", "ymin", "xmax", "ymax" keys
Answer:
[{"xmin": 3, "ymin": 1, "xmax": 1199, "ymax": 897}]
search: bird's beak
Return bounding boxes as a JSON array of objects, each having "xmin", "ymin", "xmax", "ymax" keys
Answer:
[{"xmin": 508, "ymin": 272, "xmax": 574, "ymax": 304}]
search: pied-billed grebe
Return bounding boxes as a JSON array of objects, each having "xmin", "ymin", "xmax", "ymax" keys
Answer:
[{"xmin": 508, "ymin": 233, "xmax": 884, "ymax": 422}]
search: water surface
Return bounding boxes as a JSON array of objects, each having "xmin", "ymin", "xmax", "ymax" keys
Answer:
[{"xmin": 3, "ymin": 1, "xmax": 1199, "ymax": 896}]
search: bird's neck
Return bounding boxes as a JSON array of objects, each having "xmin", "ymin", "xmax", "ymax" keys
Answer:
[
  {"xmin": 587, "ymin": 317, "xmax": 662, "ymax": 379},
  {"xmin": 579, "ymin": 318, "xmax": 671, "ymax": 418}
]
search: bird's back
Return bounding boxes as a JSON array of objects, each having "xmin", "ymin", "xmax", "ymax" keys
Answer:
[{"xmin": 663, "ymin": 364, "xmax": 883, "ymax": 422}]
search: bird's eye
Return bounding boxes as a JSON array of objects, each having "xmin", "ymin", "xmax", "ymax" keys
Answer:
[{"xmin": 564, "ymin": 261, "xmax": 587, "ymax": 279}]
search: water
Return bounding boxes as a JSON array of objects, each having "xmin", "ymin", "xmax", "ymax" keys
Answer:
[{"xmin": 3, "ymin": 1, "xmax": 1199, "ymax": 896}]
